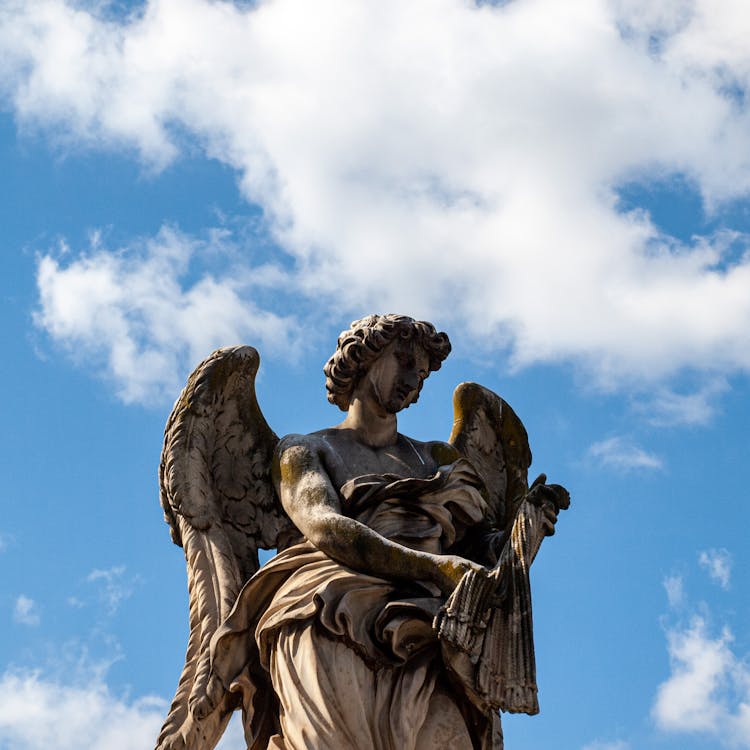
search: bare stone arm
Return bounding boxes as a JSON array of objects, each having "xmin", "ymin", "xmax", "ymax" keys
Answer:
[{"xmin": 273, "ymin": 435, "xmax": 483, "ymax": 597}]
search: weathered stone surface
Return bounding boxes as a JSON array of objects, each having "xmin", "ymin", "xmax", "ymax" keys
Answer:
[{"xmin": 156, "ymin": 314, "xmax": 569, "ymax": 750}]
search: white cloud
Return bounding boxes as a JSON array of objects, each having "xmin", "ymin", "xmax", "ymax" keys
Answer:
[
  {"xmin": 663, "ymin": 575, "xmax": 685, "ymax": 609},
  {"xmin": 654, "ymin": 617, "xmax": 734, "ymax": 732},
  {"xmin": 654, "ymin": 556, "xmax": 750, "ymax": 748},
  {"xmin": 588, "ymin": 436, "xmax": 663, "ymax": 472},
  {"xmin": 615, "ymin": 0, "xmax": 750, "ymax": 110},
  {"xmin": 699, "ymin": 548, "xmax": 732, "ymax": 589},
  {"xmin": 0, "ymin": 667, "xmax": 246, "ymax": 750},
  {"xmin": 3, "ymin": 0, "xmax": 750, "ymax": 396},
  {"xmin": 0, "ymin": 620, "xmax": 244, "ymax": 750},
  {"xmin": 34, "ymin": 225, "xmax": 301, "ymax": 403},
  {"xmin": 13, "ymin": 595, "xmax": 41, "ymax": 627},
  {"xmin": 653, "ymin": 616, "xmax": 750, "ymax": 746},
  {"xmin": 0, "ymin": 670, "xmax": 166, "ymax": 750}
]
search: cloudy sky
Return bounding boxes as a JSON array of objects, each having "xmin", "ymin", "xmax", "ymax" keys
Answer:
[{"xmin": 2, "ymin": 0, "xmax": 750, "ymax": 748}]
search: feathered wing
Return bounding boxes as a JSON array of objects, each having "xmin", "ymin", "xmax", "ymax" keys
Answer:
[
  {"xmin": 448, "ymin": 381, "xmax": 531, "ymax": 532},
  {"xmin": 440, "ymin": 382, "xmax": 541, "ymax": 715},
  {"xmin": 156, "ymin": 346, "xmax": 293, "ymax": 750}
]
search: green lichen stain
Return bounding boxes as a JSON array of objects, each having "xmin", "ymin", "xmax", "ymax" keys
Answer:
[{"xmin": 431, "ymin": 441, "xmax": 461, "ymax": 467}]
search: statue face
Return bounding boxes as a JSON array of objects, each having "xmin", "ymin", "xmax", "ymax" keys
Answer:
[{"xmin": 361, "ymin": 340, "xmax": 430, "ymax": 414}]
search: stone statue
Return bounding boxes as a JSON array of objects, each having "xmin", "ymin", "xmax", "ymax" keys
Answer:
[{"xmin": 155, "ymin": 314, "xmax": 569, "ymax": 750}]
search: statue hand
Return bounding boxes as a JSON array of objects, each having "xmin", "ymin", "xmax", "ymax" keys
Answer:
[
  {"xmin": 526, "ymin": 473, "xmax": 571, "ymax": 536},
  {"xmin": 432, "ymin": 553, "xmax": 489, "ymax": 598}
]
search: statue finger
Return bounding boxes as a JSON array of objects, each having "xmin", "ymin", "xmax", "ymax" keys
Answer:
[{"xmin": 530, "ymin": 472, "xmax": 547, "ymax": 489}]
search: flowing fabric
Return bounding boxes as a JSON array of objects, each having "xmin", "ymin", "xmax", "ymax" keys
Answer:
[
  {"xmin": 210, "ymin": 460, "xmax": 504, "ymax": 750},
  {"xmin": 436, "ymin": 496, "xmax": 544, "ymax": 716}
]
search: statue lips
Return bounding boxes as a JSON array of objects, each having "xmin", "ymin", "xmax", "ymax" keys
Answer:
[{"xmin": 388, "ymin": 381, "xmax": 420, "ymax": 413}]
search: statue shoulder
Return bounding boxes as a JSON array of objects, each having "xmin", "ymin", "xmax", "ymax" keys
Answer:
[
  {"xmin": 273, "ymin": 431, "xmax": 348, "ymax": 486},
  {"xmin": 274, "ymin": 432, "xmax": 329, "ymax": 469}
]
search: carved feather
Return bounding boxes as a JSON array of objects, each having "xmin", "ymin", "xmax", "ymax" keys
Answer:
[
  {"xmin": 448, "ymin": 382, "xmax": 532, "ymax": 531},
  {"xmin": 156, "ymin": 346, "xmax": 292, "ymax": 750}
]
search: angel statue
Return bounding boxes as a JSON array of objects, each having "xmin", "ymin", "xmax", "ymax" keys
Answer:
[{"xmin": 156, "ymin": 314, "xmax": 570, "ymax": 750}]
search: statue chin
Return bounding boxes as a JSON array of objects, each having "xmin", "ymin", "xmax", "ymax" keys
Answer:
[{"xmin": 384, "ymin": 397, "xmax": 411, "ymax": 414}]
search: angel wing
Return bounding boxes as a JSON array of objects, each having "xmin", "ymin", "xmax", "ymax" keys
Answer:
[
  {"xmin": 156, "ymin": 345, "xmax": 293, "ymax": 750},
  {"xmin": 448, "ymin": 381, "xmax": 532, "ymax": 532},
  {"xmin": 441, "ymin": 381, "xmax": 568, "ymax": 716}
]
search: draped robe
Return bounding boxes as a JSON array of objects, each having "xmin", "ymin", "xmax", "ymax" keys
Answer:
[{"xmin": 211, "ymin": 459, "xmax": 504, "ymax": 750}]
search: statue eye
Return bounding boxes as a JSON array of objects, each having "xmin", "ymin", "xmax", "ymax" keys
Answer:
[{"xmin": 395, "ymin": 351, "xmax": 414, "ymax": 368}]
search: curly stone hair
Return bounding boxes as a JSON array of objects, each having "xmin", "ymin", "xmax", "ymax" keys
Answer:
[{"xmin": 324, "ymin": 314, "xmax": 451, "ymax": 411}]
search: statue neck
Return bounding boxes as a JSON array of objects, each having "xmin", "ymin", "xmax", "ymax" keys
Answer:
[{"xmin": 339, "ymin": 396, "xmax": 398, "ymax": 448}]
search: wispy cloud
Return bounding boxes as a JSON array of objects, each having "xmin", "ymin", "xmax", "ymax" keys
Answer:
[
  {"xmin": 581, "ymin": 741, "xmax": 629, "ymax": 750},
  {"xmin": 639, "ymin": 379, "xmax": 728, "ymax": 427},
  {"xmin": 663, "ymin": 575, "xmax": 685, "ymax": 609},
  {"xmin": 86, "ymin": 566, "xmax": 135, "ymax": 617},
  {"xmin": 698, "ymin": 548, "xmax": 732, "ymax": 590},
  {"xmin": 13, "ymin": 596, "xmax": 40, "ymax": 627},
  {"xmin": 588, "ymin": 436, "xmax": 663, "ymax": 472},
  {"xmin": 0, "ymin": 0, "xmax": 748, "ymax": 400}
]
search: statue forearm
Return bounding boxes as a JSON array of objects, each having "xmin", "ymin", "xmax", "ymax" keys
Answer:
[
  {"xmin": 305, "ymin": 510, "xmax": 485, "ymax": 597},
  {"xmin": 304, "ymin": 509, "xmax": 438, "ymax": 582}
]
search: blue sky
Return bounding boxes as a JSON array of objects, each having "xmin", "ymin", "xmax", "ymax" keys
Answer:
[{"xmin": 1, "ymin": 1, "xmax": 750, "ymax": 748}]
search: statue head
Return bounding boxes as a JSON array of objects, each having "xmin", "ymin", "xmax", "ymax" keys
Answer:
[{"xmin": 324, "ymin": 314, "xmax": 451, "ymax": 411}]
